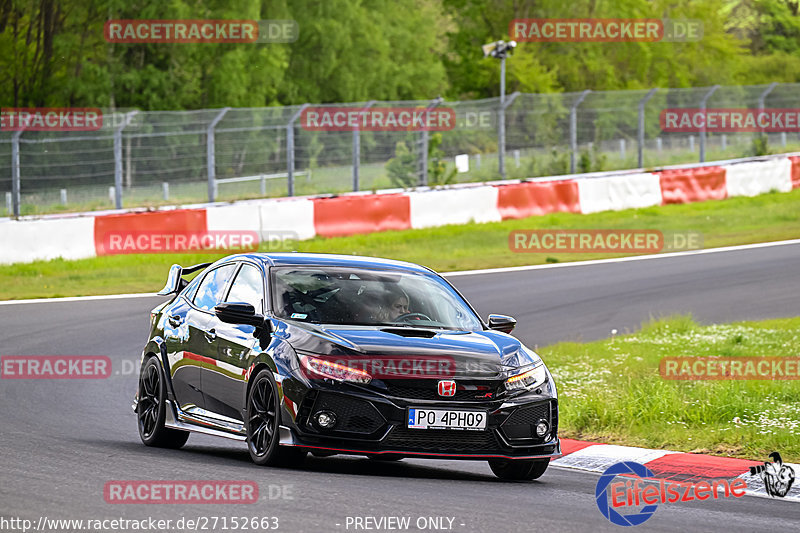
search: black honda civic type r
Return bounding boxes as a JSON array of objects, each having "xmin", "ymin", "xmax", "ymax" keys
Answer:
[{"xmin": 134, "ymin": 253, "xmax": 561, "ymax": 480}]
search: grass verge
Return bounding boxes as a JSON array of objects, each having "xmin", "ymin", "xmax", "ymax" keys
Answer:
[
  {"xmin": 2, "ymin": 188, "xmax": 800, "ymax": 300},
  {"xmin": 542, "ymin": 315, "xmax": 800, "ymax": 462}
]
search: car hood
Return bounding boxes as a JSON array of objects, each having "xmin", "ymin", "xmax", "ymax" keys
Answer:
[{"xmin": 274, "ymin": 321, "xmax": 538, "ymax": 377}]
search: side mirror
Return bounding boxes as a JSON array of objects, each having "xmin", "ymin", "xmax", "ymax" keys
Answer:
[
  {"xmin": 487, "ymin": 314, "xmax": 517, "ymax": 334},
  {"xmin": 215, "ymin": 302, "xmax": 265, "ymax": 327}
]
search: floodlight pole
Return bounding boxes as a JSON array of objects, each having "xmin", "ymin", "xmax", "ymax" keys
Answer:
[
  {"xmin": 499, "ymin": 55, "xmax": 506, "ymax": 178},
  {"xmin": 499, "ymin": 91, "xmax": 520, "ymax": 178},
  {"xmin": 483, "ymin": 40, "xmax": 516, "ymax": 178}
]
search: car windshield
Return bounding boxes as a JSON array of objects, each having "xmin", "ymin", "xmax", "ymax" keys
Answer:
[{"xmin": 271, "ymin": 266, "xmax": 482, "ymax": 330}]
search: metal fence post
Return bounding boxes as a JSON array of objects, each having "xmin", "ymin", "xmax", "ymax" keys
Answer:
[
  {"xmin": 499, "ymin": 92, "xmax": 520, "ymax": 178},
  {"xmin": 353, "ymin": 100, "xmax": 376, "ymax": 192},
  {"xmin": 11, "ymin": 130, "xmax": 22, "ymax": 217},
  {"xmin": 114, "ymin": 111, "xmax": 138, "ymax": 209},
  {"xmin": 638, "ymin": 88, "xmax": 657, "ymax": 168},
  {"xmin": 757, "ymin": 82, "xmax": 777, "ymax": 113},
  {"xmin": 207, "ymin": 107, "xmax": 231, "ymax": 203},
  {"xmin": 418, "ymin": 97, "xmax": 443, "ymax": 187},
  {"xmin": 698, "ymin": 85, "xmax": 719, "ymax": 163},
  {"xmin": 286, "ymin": 104, "xmax": 309, "ymax": 197},
  {"xmin": 569, "ymin": 90, "xmax": 591, "ymax": 173},
  {"xmin": 757, "ymin": 82, "xmax": 778, "ymax": 148}
]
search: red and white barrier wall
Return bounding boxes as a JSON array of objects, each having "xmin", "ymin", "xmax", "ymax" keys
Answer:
[{"xmin": 2, "ymin": 153, "xmax": 799, "ymax": 264}]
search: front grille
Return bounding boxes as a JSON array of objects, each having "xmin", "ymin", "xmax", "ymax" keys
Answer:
[
  {"xmin": 505, "ymin": 403, "xmax": 550, "ymax": 426},
  {"xmin": 500, "ymin": 401, "xmax": 554, "ymax": 442},
  {"xmin": 311, "ymin": 393, "xmax": 385, "ymax": 434},
  {"xmin": 381, "ymin": 426, "xmax": 498, "ymax": 453},
  {"xmin": 382, "ymin": 381, "xmax": 500, "ymax": 402},
  {"xmin": 551, "ymin": 400, "xmax": 559, "ymax": 434}
]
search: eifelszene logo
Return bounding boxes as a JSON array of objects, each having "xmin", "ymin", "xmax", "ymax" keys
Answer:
[
  {"xmin": 749, "ymin": 452, "xmax": 795, "ymax": 498},
  {"xmin": 595, "ymin": 461, "xmax": 747, "ymax": 526}
]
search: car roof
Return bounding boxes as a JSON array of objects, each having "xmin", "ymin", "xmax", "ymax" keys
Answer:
[{"xmin": 220, "ymin": 252, "xmax": 434, "ymax": 274}]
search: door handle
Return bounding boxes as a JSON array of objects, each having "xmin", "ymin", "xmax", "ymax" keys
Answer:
[
  {"xmin": 204, "ymin": 328, "xmax": 217, "ymax": 342},
  {"xmin": 168, "ymin": 314, "xmax": 182, "ymax": 327}
]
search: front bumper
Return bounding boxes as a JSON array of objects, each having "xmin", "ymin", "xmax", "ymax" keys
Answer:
[{"xmin": 279, "ymin": 383, "xmax": 561, "ymax": 460}]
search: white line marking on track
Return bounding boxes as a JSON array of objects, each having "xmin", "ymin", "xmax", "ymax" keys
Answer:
[
  {"xmin": 443, "ymin": 238, "xmax": 800, "ymax": 277},
  {"xmin": 1, "ymin": 239, "xmax": 798, "ymax": 304},
  {"xmin": 0, "ymin": 292, "xmax": 161, "ymax": 306}
]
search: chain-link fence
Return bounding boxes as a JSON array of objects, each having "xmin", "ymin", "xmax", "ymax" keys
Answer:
[{"xmin": 2, "ymin": 83, "xmax": 799, "ymax": 217}]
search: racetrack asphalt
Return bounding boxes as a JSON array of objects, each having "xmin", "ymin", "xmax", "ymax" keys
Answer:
[{"xmin": 1, "ymin": 242, "xmax": 799, "ymax": 532}]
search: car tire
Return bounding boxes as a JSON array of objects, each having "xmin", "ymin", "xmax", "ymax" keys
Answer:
[
  {"xmin": 246, "ymin": 368, "xmax": 306, "ymax": 467},
  {"xmin": 137, "ymin": 356, "xmax": 190, "ymax": 449},
  {"xmin": 488, "ymin": 458, "xmax": 549, "ymax": 481}
]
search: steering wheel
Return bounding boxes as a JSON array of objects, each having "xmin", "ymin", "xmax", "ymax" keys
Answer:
[{"xmin": 394, "ymin": 312, "xmax": 433, "ymax": 323}]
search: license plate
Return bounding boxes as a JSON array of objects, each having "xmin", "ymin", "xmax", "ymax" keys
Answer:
[{"xmin": 407, "ymin": 408, "xmax": 487, "ymax": 431}]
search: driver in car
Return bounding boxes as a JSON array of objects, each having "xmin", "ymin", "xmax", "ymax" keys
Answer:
[
  {"xmin": 385, "ymin": 288, "xmax": 409, "ymax": 320},
  {"xmin": 354, "ymin": 286, "xmax": 410, "ymax": 324}
]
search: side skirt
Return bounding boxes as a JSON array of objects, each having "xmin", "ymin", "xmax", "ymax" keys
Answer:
[{"xmin": 164, "ymin": 400, "xmax": 247, "ymax": 442}]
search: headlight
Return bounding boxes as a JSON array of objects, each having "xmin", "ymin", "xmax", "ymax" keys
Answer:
[
  {"xmin": 300, "ymin": 355, "xmax": 372, "ymax": 384},
  {"xmin": 504, "ymin": 364, "xmax": 547, "ymax": 391}
]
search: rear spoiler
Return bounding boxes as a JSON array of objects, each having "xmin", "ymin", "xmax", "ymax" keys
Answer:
[{"xmin": 157, "ymin": 263, "xmax": 212, "ymax": 296}]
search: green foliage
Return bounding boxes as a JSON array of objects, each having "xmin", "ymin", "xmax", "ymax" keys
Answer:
[
  {"xmin": 578, "ymin": 149, "xmax": 592, "ymax": 174},
  {"xmin": 385, "ymin": 133, "xmax": 456, "ymax": 188},
  {"xmin": 0, "ymin": 0, "xmax": 798, "ymax": 108},
  {"xmin": 545, "ymin": 148, "xmax": 570, "ymax": 176},
  {"xmin": 752, "ymin": 134, "xmax": 772, "ymax": 156},
  {"xmin": 386, "ymin": 139, "xmax": 417, "ymax": 188},
  {"xmin": 441, "ymin": 0, "xmax": 751, "ymax": 98},
  {"xmin": 427, "ymin": 133, "xmax": 457, "ymax": 186},
  {"xmin": 578, "ymin": 145, "xmax": 608, "ymax": 173},
  {"xmin": 0, "ymin": 0, "xmax": 449, "ymax": 108}
]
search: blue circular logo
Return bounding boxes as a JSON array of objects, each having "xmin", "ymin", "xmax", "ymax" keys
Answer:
[{"xmin": 595, "ymin": 461, "xmax": 658, "ymax": 526}]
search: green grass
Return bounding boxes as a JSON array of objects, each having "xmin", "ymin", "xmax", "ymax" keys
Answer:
[
  {"xmin": 542, "ymin": 315, "xmax": 800, "ymax": 462},
  {"xmin": 2, "ymin": 187, "xmax": 800, "ymax": 300}
]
